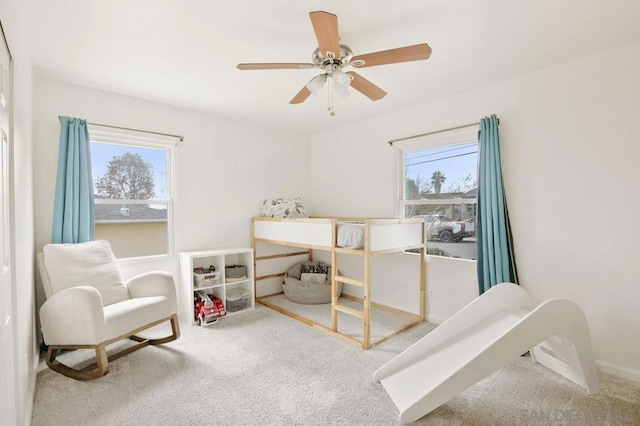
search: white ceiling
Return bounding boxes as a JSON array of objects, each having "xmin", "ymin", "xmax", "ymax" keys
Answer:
[{"xmin": 24, "ymin": 0, "xmax": 640, "ymax": 135}]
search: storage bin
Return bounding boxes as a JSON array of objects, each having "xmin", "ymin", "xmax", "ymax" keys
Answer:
[
  {"xmin": 193, "ymin": 270, "xmax": 221, "ymax": 288},
  {"xmin": 226, "ymin": 288, "xmax": 250, "ymax": 312},
  {"xmin": 225, "ymin": 264, "xmax": 247, "ymax": 282}
]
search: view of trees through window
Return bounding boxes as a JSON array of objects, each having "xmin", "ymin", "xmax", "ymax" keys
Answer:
[
  {"xmin": 95, "ymin": 152, "xmax": 157, "ymax": 200},
  {"xmin": 403, "ymin": 141, "xmax": 478, "ymax": 260},
  {"xmin": 91, "ymin": 141, "xmax": 171, "ymax": 259}
]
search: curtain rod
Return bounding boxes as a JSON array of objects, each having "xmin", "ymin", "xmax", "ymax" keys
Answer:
[
  {"xmin": 387, "ymin": 118, "xmax": 500, "ymax": 146},
  {"xmin": 87, "ymin": 122, "xmax": 184, "ymax": 142}
]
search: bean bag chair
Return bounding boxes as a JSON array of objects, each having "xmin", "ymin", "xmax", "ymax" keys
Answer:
[{"xmin": 283, "ymin": 261, "xmax": 342, "ymax": 304}]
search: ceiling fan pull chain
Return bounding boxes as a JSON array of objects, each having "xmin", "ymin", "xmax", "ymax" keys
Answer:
[{"xmin": 328, "ymin": 74, "xmax": 335, "ymax": 116}]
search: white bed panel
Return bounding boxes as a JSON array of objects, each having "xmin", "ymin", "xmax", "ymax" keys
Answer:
[
  {"xmin": 370, "ymin": 222, "xmax": 423, "ymax": 252},
  {"xmin": 254, "ymin": 220, "xmax": 333, "ymax": 248}
]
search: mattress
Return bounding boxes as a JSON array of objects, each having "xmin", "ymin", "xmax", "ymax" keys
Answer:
[{"xmin": 337, "ymin": 221, "xmax": 365, "ymax": 249}]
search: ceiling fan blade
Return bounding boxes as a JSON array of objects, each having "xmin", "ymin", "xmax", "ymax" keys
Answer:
[
  {"xmin": 309, "ymin": 11, "xmax": 340, "ymax": 59},
  {"xmin": 351, "ymin": 43, "xmax": 432, "ymax": 68},
  {"xmin": 346, "ymin": 72, "xmax": 387, "ymax": 101},
  {"xmin": 289, "ymin": 86, "xmax": 312, "ymax": 104},
  {"xmin": 237, "ymin": 63, "xmax": 315, "ymax": 70}
]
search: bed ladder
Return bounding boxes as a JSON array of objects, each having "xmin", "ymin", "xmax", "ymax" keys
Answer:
[
  {"xmin": 331, "ymin": 219, "xmax": 373, "ymax": 349},
  {"xmin": 330, "ymin": 218, "xmax": 427, "ymax": 350}
]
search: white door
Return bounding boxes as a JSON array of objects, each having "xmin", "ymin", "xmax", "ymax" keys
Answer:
[{"xmin": 0, "ymin": 28, "xmax": 16, "ymax": 425}]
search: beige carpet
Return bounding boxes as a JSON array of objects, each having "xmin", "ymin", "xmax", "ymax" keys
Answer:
[{"xmin": 32, "ymin": 306, "xmax": 640, "ymax": 425}]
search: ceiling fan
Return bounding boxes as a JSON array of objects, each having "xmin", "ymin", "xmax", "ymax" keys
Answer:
[{"xmin": 237, "ymin": 11, "xmax": 432, "ymax": 116}]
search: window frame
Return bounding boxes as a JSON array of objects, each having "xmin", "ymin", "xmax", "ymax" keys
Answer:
[
  {"xmin": 394, "ymin": 125, "xmax": 479, "ymax": 262},
  {"xmin": 88, "ymin": 125, "xmax": 178, "ymax": 263}
]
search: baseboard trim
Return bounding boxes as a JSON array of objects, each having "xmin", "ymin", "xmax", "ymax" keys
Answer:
[
  {"xmin": 596, "ymin": 360, "xmax": 640, "ymax": 383},
  {"xmin": 25, "ymin": 340, "xmax": 40, "ymax": 426}
]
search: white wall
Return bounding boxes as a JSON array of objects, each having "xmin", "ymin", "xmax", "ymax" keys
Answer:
[
  {"xmin": 32, "ymin": 76, "xmax": 309, "ymax": 313},
  {"xmin": 0, "ymin": 0, "xmax": 36, "ymax": 424},
  {"xmin": 309, "ymin": 42, "xmax": 640, "ymax": 380}
]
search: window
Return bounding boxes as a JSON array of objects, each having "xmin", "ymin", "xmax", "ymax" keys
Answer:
[
  {"xmin": 397, "ymin": 126, "xmax": 478, "ymax": 260},
  {"xmin": 89, "ymin": 126, "xmax": 177, "ymax": 259}
]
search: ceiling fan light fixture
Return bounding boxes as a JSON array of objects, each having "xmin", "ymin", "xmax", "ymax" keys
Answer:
[
  {"xmin": 306, "ymin": 74, "xmax": 327, "ymax": 95},
  {"xmin": 333, "ymin": 83, "xmax": 350, "ymax": 100},
  {"xmin": 332, "ymin": 69, "xmax": 351, "ymax": 88}
]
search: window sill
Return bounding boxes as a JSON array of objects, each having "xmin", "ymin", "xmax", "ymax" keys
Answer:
[
  {"xmin": 117, "ymin": 253, "xmax": 177, "ymax": 266},
  {"xmin": 402, "ymin": 249, "xmax": 477, "ymax": 265}
]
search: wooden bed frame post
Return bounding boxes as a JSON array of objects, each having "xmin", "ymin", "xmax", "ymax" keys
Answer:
[
  {"xmin": 363, "ymin": 220, "xmax": 372, "ymax": 350},
  {"xmin": 251, "ymin": 218, "xmax": 257, "ymax": 298},
  {"xmin": 331, "ymin": 218, "xmax": 338, "ymax": 332}
]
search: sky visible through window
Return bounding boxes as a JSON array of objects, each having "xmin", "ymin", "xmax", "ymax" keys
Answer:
[
  {"xmin": 91, "ymin": 141, "xmax": 168, "ymax": 198},
  {"xmin": 405, "ymin": 141, "xmax": 478, "ymax": 193}
]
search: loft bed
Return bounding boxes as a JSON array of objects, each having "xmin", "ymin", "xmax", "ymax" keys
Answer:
[{"xmin": 251, "ymin": 217, "xmax": 426, "ymax": 349}]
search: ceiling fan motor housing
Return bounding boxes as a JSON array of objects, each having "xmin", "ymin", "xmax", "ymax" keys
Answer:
[{"xmin": 312, "ymin": 44, "xmax": 354, "ymax": 69}]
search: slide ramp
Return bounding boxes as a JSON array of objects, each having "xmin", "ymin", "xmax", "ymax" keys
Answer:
[{"xmin": 374, "ymin": 283, "xmax": 599, "ymax": 424}]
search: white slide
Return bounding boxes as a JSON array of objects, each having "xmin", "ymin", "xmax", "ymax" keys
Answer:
[{"xmin": 374, "ymin": 283, "xmax": 600, "ymax": 424}]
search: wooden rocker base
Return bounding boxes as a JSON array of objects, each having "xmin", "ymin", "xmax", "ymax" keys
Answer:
[{"xmin": 46, "ymin": 314, "xmax": 180, "ymax": 381}]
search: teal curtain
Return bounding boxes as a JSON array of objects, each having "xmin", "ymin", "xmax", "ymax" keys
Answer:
[
  {"xmin": 476, "ymin": 114, "xmax": 518, "ymax": 294},
  {"xmin": 51, "ymin": 116, "xmax": 95, "ymax": 243}
]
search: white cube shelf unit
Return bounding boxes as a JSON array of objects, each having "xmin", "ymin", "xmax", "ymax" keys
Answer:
[{"xmin": 179, "ymin": 247, "xmax": 255, "ymax": 325}]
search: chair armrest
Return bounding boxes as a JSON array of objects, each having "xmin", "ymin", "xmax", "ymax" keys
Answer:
[
  {"xmin": 39, "ymin": 286, "xmax": 106, "ymax": 346},
  {"xmin": 126, "ymin": 271, "xmax": 178, "ymax": 307}
]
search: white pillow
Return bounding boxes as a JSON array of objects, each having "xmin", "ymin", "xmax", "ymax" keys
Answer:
[
  {"xmin": 43, "ymin": 240, "xmax": 130, "ymax": 306},
  {"xmin": 260, "ymin": 198, "xmax": 308, "ymax": 218},
  {"xmin": 300, "ymin": 273, "xmax": 328, "ymax": 285}
]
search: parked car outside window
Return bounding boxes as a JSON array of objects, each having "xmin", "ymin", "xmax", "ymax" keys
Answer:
[{"xmin": 413, "ymin": 214, "xmax": 475, "ymax": 243}]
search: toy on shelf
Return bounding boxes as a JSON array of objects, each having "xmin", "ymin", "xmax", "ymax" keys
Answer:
[
  {"xmin": 193, "ymin": 265, "xmax": 216, "ymax": 274},
  {"xmin": 213, "ymin": 296, "xmax": 226, "ymax": 317},
  {"xmin": 193, "ymin": 265, "xmax": 220, "ymax": 289},
  {"xmin": 194, "ymin": 291, "xmax": 226, "ymax": 327}
]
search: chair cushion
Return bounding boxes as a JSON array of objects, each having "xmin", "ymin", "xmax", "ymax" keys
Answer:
[
  {"xmin": 43, "ymin": 240, "xmax": 130, "ymax": 306},
  {"xmin": 103, "ymin": 296, "xmax": 175, "ymax": 341}
]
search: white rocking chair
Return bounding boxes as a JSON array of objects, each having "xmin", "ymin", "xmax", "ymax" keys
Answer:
[{"xmin": 37, "ymin": 240, "xmax": 180, "ymax": 380}]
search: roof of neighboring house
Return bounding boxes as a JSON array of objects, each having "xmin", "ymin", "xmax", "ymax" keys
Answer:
[
  {"xmin": 94, "ymin": 203, "xmax": 167, "ymax": 222},
  {"xmin": 422, "ymin": 188, "xmax": 477, "ymax": 200},
  {"xmin": 463, "ymin": 187, "xmax": 477, "ymax": 198}
]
